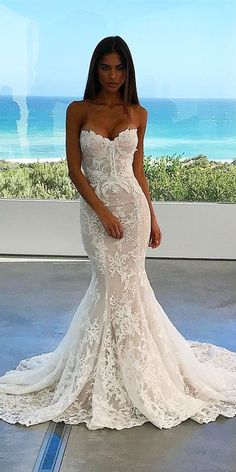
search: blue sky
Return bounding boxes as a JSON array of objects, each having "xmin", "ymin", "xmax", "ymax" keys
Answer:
[{"xmin": 0, "ymin": 0, "xmax": 235, "ymax": 98}]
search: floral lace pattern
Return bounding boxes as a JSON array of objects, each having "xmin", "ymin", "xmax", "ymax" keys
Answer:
[{"xmin": 1, "ymin": 128, "xmax": 236, "ymax": 430}]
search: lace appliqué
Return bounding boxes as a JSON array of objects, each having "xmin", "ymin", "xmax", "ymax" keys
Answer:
[{"xmin": 1, "ymin": 129, "xmax": 236, "ymax": 430}]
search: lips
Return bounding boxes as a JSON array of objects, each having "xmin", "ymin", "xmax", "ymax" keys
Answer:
[{"xmin": 107, "ymin": 83, "xmax": 118, "ymax": 85}]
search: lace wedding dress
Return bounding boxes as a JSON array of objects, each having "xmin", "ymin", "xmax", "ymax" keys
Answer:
[{"xmin": 1, "ymin": 127, "xmax": 236, "ymax": 430}]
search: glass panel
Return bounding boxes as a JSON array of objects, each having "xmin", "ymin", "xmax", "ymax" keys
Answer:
[{"xmin": 0, "ymin": 1, "xmax": 235, "ymax": 202}]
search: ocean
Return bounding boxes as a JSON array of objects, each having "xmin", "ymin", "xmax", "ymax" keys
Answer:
[{"xmin": 0, "ymin": 96, "xmax": 235, "ymax": 162}]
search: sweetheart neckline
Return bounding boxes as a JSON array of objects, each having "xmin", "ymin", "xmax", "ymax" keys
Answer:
[{"xmin": 80, "ymin": 127, "xmax": 138, "ymax": 142}]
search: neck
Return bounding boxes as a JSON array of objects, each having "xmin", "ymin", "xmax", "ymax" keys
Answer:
[{"xmin": 94, "ymin": 89, "xmax": 123, "ymax": 107}]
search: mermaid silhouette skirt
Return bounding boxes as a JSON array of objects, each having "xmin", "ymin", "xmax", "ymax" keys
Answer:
[{"xmin": 0, "ymin": 128, "xmax": 236, "ymax": 430}]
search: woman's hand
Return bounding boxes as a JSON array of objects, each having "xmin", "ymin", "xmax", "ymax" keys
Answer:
[
  {"xmin": 97, "ymin": 207, "xmax": 124, "ymax": 239},
  {"xmin": 148, "ymin": 216, "xmax": 162, "ymax": 249}
]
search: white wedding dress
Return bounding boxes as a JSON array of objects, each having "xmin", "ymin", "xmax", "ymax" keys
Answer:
[{"xmin": 1, "ymin": 127, "xmax": 236, "ymax": 430}]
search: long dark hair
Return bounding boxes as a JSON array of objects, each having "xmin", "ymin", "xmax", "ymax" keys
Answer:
[{"xmin": 83, "ymin": 36, "xmax": 140, "ymax": 120}]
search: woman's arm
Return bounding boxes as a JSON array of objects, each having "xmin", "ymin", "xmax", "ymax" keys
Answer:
[
  {"xmin": 65, "ymin": 101, "xmax": 107, "ymax": 218},
  {"xmin": 132, "ymin": 106, "xmax": 162, "ymax": 248},
  {"xmin": 132, "ymin": 107, "xmax": 157, "ymax": 223}
]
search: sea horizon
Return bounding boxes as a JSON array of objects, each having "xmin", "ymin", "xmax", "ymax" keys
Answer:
[{"xmin": 0, "ymin": 95, "xmax": 235, "ymax": 163}]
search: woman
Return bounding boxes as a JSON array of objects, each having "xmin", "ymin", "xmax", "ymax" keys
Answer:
[{"xmin": 0, "ymin": 36, "xmax": 236, "ymax": 431}]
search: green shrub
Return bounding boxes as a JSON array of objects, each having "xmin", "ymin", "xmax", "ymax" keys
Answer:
[
  {"xmin": 0, "ymin": 155, "xmax": 235, "ymax": 203},
  {"xmin": 143, "ymin": 154, "xmax": 236, "ymax": 203}
]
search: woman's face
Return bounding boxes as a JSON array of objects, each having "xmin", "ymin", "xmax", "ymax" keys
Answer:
[{"xmin": 97, "ymin": 52, "xmax": 126, "ymax": 92}]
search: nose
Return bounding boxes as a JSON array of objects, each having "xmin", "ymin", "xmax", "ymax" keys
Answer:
[{"xmin": 109, "ymin": 69, "xmax": 117, "ymax": 79}]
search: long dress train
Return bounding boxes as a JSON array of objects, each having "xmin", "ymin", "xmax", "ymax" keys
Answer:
[{"xmin": 0, "ymin": 127, "xmax": 236, "ymax": 430}]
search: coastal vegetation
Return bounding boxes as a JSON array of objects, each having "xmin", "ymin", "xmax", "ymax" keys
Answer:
[{"xmin": 0, "ymin": 154, "xmax": 235, "ymax": 203}]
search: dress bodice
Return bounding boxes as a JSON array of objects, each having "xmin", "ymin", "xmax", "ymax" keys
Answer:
[{"xmin": 79, "ymin": 127, "xmax": 139, "ymax": 185}]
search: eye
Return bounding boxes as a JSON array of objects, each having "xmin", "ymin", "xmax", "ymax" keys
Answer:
[{"xmin": 100, "ymin": 65, "xmax": 126, "ymax": 71}]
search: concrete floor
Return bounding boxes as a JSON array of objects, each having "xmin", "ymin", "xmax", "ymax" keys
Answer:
[{"xmin": 0, "ymin": 257, "xmax": 236, "ymax": 472}]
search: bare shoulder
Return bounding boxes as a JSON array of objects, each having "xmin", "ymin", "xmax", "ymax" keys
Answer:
[
  {"xmin": 66, "ymin": 99, "xmax": 87, "ymax": 114},
  {"xmin": 138, "ymin": 104, "xmax": 148, "ymax": 123},
  {"xmin": 130, "ymin": 104, "xmax": 148, "ymax": 127},
  {"xmin": 66, "ymin": 100, "xmax": 88, "ymax": 129},
  {"xmin": 133, "ymin": 105, "xmax": 148, "ymax": 131}
]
